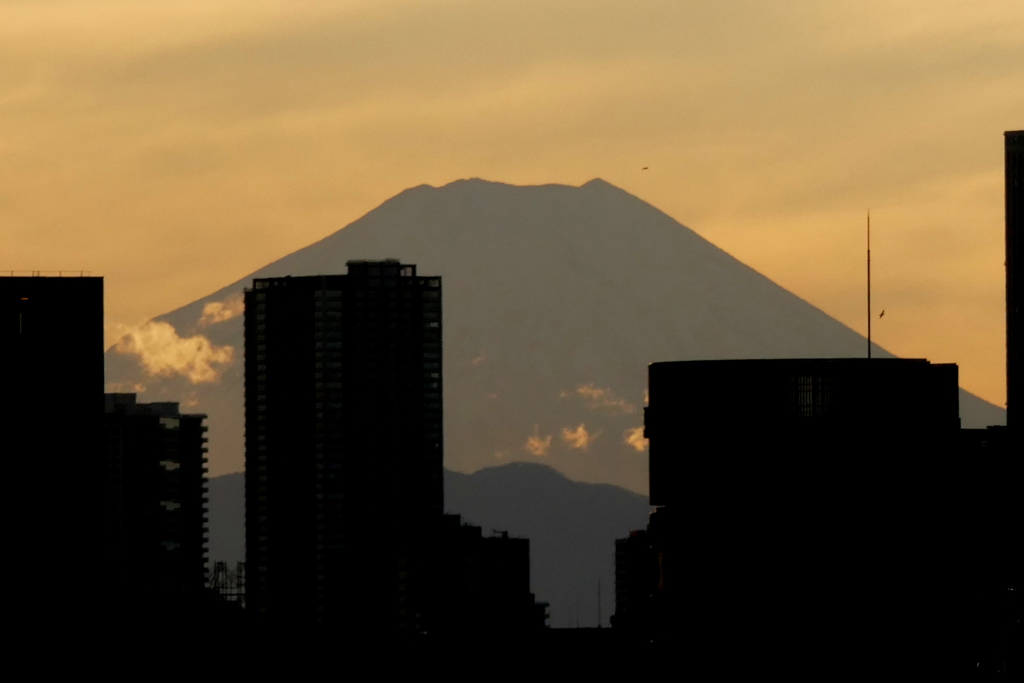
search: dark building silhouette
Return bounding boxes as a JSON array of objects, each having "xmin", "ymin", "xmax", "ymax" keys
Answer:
[
  {"xmin": 957, "ymin": 425, "xmax": 1022, "ymax": 674},
  {"xmin": 244, "ymin": 261, "xmax": 443, "ymax": 633},
  {"xmin": 104, "ymin": 394, "xmax": 210, "ymax": 611},
  {"xmin": 615, "ymin": 358, "xmax": 997, "ymax": 672},
  {"xmin": 0, "ymin": 274, "xmax": 105, "ymax": 623},
  {"xmin": 429, "ymin": 515, "xmax": 548, "ymax": 636},
  {"xmin": 1007, "ymin": 130, "xmax": 1023, "ymax": 429},
  {"xmin": 950, "ymin": 137, "xmax": 1024, "ymax": 674},
  {"xmin": 612, "ymin": 529, "xmax": 657, "ymax": 633},
  {"xmin": 209, "ymin": 561, "xmax": 246, "ymax": 607},
  {"xmin": 646, "ymin": 358, "xmax": 959, "ymax": 505}
]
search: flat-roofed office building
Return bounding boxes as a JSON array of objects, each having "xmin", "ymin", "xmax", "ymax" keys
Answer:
[{"xmin": 637, "ymin": 358, "xmax": 981, "ymax": 673}]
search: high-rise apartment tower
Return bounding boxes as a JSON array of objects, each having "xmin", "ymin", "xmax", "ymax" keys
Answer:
[
  {"xmin": 104, "ymin": 394, "xmax": 210, "ymax": 612},
  {"xmin": 244, "ymin": 261, "xmax": 442, "ymax": 633}
]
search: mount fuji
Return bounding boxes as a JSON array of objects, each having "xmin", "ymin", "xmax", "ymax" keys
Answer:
[{"xmin": 105, "ymin": 178, "xmax": 1005, "ymax": 494}]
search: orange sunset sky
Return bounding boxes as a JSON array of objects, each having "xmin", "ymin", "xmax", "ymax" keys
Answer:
[{"xmin": 2, "ymin": 1, "xmax": 1022, "ymax": 408}]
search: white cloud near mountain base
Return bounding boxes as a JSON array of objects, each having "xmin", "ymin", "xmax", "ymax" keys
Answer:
[
  {"xmin": 116, "ymin": 321, "xmax": 234, "ymax": 384},
  {"xmin": 525, "ymin": 426, "xmax": 553, "ymax": 456},
  {"xmin": 106, "ymin": 380, "xmax": 148, "ymax": 394},
  {"xmin": 624, "ymin": 426, "xmax": 648, "ymax": 452},
  {"xmin": 198, "ymin": 294, "xmax": 245, "ymax": 327},
  {"xmin": 561, "ymin": 423, "xmax": 597, "ymax": 451}
]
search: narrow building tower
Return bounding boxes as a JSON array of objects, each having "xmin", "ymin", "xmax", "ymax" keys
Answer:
[
  {"xmin": 244, "ymin": 261, "xmax": 442, "ymax": 634},
  {"xmin": 1005, "ymin": 130, "xmax": 1023, "ymax": 428}
]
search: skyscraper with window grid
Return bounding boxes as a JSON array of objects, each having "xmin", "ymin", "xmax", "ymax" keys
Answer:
[{"xmin": 244, "ymin": 261, "xmax": 442, "ymax": 633}]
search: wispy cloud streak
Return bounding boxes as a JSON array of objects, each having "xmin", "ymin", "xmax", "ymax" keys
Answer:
[{"xmin": 561, "ymin": 383, "xmax": 636, "ymax": 415}]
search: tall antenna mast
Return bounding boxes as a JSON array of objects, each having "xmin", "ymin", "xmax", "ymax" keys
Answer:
[{"xmin": 867, "ymin": 211, "xmax": 872, "ymax": 359}]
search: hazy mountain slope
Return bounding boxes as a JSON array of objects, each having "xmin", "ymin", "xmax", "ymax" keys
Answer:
[
  {"xmin": 206, "ymin": 464, "xmax": 652, "ymax": 628},
  {"xmin": 207, "ymin": 472, "xmax": 244, "ymax": 569},
  {"xmin": 106, "ymin": 178, "xmax": 1005, "ymax": 493}
]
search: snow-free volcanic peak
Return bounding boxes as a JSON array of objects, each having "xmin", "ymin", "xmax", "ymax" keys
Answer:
[{"xmin": 105, "ymin": 178, "xmax": 1006, "ymax": 491}]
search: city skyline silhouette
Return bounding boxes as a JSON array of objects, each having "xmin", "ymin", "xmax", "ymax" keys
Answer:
[{"xmin": 1, "ymin": 1, "xmax": 1020, "ymax": 667}]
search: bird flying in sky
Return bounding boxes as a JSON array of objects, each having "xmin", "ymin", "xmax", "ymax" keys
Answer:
[{"xmin": 879, "ymin": 310, "xmax": 885, "ymax": 318}]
